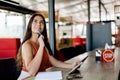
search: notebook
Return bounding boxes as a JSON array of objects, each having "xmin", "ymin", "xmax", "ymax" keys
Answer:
[
  {"xmin": 35, "ymin": 71, "xmax": 62, "ymax": 80},
  {"xmin": 67, "ymin": 56, "xmax": 88, "ymax": 75}
]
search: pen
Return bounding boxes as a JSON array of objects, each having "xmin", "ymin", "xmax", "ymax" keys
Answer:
[{"xmin": 37, "ymin": 29, "xmax": 42, "ymax": 37}]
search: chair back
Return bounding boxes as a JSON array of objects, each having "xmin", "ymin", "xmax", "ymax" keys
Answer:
[{"xmin": 0, "ymin": 58, "xmax": 21, "ymax": 80}]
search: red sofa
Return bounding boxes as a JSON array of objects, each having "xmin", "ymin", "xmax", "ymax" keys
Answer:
[{"xmin": 0, "ymin": 38, "xmax": 21, "ymax": 59}]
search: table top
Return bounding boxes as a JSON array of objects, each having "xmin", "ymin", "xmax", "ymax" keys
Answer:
[{"xmin": 24, "ymin": 47, "xmax": 120, "ymax": 80}]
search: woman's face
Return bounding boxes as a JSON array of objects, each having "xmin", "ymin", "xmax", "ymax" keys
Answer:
[{"xmin": 31, "ymin": 16, "xmax": 44, "ymax": 33}]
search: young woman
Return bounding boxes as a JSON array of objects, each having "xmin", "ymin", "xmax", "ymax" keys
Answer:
[{"xmin": 17, "ymin": 14, "xmax": 77, "ymax": 79}]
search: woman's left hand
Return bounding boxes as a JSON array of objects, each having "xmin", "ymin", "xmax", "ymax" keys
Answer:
[{"xmin": 72, "ymin": 61, "xmax": 81, "ymax": 68}]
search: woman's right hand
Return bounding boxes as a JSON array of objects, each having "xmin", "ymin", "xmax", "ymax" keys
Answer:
[{"xmin": 38, "ymin": 35, "xmax": 45, "ymax": 48}]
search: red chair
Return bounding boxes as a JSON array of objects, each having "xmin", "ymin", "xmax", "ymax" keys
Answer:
[
  {"xmin": 73, "ymin": 37, "xmax": 86, "ymax": 47},
  {"xmin": 0, "ymin": 38, "xmax": 20, "ymax": 59}
]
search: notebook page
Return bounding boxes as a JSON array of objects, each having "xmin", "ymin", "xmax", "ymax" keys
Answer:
[{"xmin": 35, "ymin": 71, "xmax": 62, "ymax": 80}]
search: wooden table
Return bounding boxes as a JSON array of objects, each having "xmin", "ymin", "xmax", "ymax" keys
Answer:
[{"xmin": 24, "ymin": 47, "xmax": 120, "ymax": 80}]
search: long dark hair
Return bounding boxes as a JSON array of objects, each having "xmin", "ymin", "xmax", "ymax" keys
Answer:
[{"xmin": 17, "ymin": 14, "xmax": 53, "ymax": 70}]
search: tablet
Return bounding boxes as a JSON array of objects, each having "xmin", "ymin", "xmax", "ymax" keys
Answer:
[{"xmin": 67, "ymin": 56, "xmax": 88, "ymax": 75}]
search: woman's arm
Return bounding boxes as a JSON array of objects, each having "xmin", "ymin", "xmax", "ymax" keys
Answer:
[
  {"xmin": 45, "ymin": 48, "xmax": 75, "ymax": 69},
  {"xmin": 22, "ymin": 40, "xmax": 44, "ymax": 76}
]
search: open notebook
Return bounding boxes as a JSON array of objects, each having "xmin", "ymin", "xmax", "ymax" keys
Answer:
[{"xmin": 35, "ymin": 71, "xmax": 62, "ymax": 80}]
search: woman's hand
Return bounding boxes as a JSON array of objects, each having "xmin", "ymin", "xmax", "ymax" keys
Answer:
[
  {"xmin": 38, "ymin": 35, "xmax": 45, "ymax": 48},
  {"xmin": 71, "ymin": 61, "xmax": 81, "ymax": 68}
]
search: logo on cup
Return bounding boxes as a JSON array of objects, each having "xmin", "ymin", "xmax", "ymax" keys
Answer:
[{"xmin": 102, "ymin": 50, "xmax": 114, "ymax": 62}]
